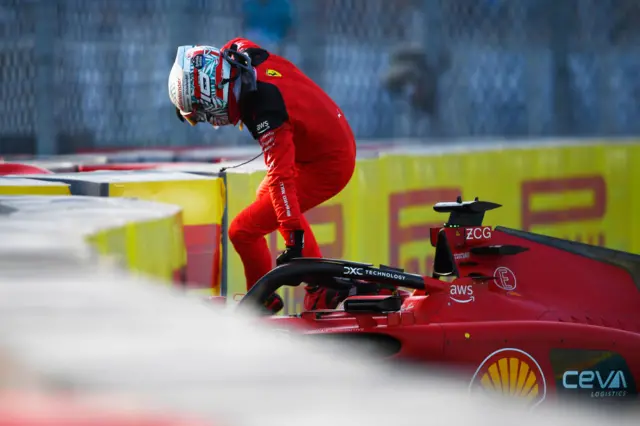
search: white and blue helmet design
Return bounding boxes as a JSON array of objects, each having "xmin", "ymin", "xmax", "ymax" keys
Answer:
[{"xmin": 168, "ymin": 45, "xmax": 233, "ymax": 127}]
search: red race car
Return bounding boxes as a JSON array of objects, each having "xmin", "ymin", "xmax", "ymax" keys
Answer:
[{"xmin": 237, "ymin": 197, "xmax": 640, "ymax": 408}]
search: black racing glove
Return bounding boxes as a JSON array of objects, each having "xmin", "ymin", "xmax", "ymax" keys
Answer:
[{"xmin": 276, "ymin": 229, "xmax": 304, "ymax": 266}]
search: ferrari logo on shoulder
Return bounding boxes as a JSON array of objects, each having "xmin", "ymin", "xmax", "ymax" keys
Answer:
[{"xmin": 266, "ymin": 69, "xmax": 282, "ymax": 77}]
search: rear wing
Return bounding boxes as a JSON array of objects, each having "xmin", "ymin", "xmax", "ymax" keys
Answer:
[
  {"xmin": 433, "ymin": 196, "xmax": 501, "ymax": 227},
  {"xmin": 430, "ymin": 197, "xmax": 507, "ymax": 278}
]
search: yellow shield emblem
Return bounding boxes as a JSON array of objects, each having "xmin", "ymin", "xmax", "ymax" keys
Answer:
[
  {"xmin": 266, "ymin": 69, "xmax": 282, "ymax": 77},
  {"xmin": 469, "ymin": 348, "xmax": 547, "ymax": 409}
]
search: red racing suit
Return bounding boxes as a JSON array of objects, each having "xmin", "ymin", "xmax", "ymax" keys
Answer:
[{"xmin": 223, "ymin": 38, "xmax": 357, "ymax": 310}]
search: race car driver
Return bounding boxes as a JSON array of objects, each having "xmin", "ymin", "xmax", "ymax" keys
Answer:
[{"xmin": 168, "ymin": 38, "xmax": 357, "ymax": 313}]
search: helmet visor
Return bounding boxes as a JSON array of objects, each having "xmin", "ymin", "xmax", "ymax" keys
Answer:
[
  {"xmin": 176, "ymin": 107, "xmax": 230, "ymax": 127},
  {"xmin": 181, "ymin": 110, "xmax": 201, "ymax": 126}
]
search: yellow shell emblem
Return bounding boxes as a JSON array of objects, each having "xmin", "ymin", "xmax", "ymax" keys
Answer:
[
  {"xmin": 266, "ymin": 69, "xmax": 282, "ymax": 77},
  {"xmin": 469, "ymin": 348, "xmax": 546, "ymax": 408}
]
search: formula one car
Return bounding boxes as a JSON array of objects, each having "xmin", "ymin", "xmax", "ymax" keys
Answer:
[{"xmin": 237, "ymin": 198, "xmax": 640, "ymax": 408}]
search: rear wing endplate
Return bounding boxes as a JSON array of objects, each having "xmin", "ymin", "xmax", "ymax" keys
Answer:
[{"xmin": 433, "ymin": 196, "xmax": 501, "ymax": 227}]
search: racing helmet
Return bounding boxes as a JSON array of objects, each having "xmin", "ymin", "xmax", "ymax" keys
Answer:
[{"xmin": 168, "ymin": 44, "xmax": 256, "ymax": 127}]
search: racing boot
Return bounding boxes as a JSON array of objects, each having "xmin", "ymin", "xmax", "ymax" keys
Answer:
[
  {"xmin": 263, "ymin": 293, "xmax": 284, "ymax": 314},
  {"xmin": 303, "ymin": 285, "xmax": 352, "ymax": 311}
]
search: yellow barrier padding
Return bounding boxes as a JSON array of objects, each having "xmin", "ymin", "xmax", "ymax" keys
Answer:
[
  {"xmin": 86, "ymin": 214, "xmax": 185, "ymax": 283},
  {"xmin": 87, "ymin": 224, "xmax": 128, "ymax": 259},
  {"xmin": 0, "ymin": 178, "xmax": 70, "ymax": 196},
  {"xmin": 224, "ymin": 141, "xmax": 640, "ymax": 314},
  {"xmin": 107, "ymin": 176, "xmax": 224, "ymax": 227},
  {"xmin": 106, "ymin": 174, "xmax": 226, "ymax": 293},
  {"xmin": 21, "ymin": 171, "xmax": 224, "ymax": 293},
  {"xmin": 126, "ymin": 216, "xmax": 180, "ymax": 281},
  {"xmin": 0, "ymin": 195, "xmax": 184, "ymax": 286}
]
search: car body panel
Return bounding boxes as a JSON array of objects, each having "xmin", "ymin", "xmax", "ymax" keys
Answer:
[{"xmin": 237, "ymin": 198, "xmax": 640, "ymax": 406}]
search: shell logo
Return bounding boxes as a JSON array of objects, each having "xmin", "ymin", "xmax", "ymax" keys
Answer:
[{"xmin": 468, "ymin": 348, "xmax": 546, "ymax": 409}]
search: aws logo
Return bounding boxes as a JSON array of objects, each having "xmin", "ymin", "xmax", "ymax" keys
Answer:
[
  {"xmin": 449, "ymin": 284, "xmax": 474, "ymax": 304},
  {"xmin": 469, "ymin": 348, "xmax": 547, "ymax": 409},
  {"xmin": 266, "ymin": 69, "xmax": 282, "ymax": 77}
]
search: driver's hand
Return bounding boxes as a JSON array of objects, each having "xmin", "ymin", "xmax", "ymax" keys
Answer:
[{"xmin": 276, "ymin": 229, "xmax": 304, "ymax": 265}]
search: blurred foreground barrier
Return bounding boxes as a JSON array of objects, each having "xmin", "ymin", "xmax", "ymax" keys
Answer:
[
  {"xmin": 0, "ymin": 392, "xmax": 209, "ymax": 426},
  {"xmin": 0, "ymin": 195, "xmax": 185, "ymax": 283},
  {"xmin": 222, "ymin": 139, "xmax": 640, "ymax": 313},
  {"xmin": 27, "ymin": 171, "xmax": 226, "ymax": 295}
]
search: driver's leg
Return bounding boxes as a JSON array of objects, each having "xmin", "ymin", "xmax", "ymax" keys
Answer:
[
  {"xmin": 230, "ymin": 157, "xmax": 354, "ymax": 303},
  {"xmin": 229, "ymin": 188, "xmax": 323, "ymax": 291},
  {"xmin": 255, "ymin": 176, "xmax": 323, "ymax": 260}
]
